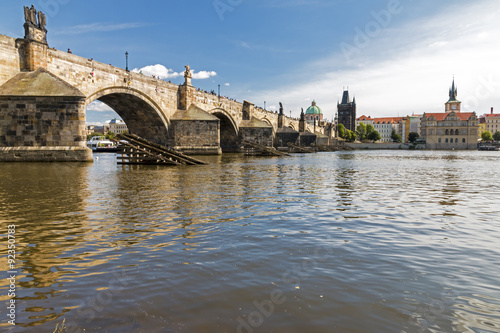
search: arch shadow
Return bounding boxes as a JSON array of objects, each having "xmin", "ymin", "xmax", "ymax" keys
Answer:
[
  {"xmin": 86, "ymin": 87, "xmax": 170, "ymax": 145},
  {"xmin": 209, "ymin": 108, "xmax": 240, "ymax": 152}
]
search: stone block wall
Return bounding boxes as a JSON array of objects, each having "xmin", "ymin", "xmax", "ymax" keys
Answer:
[
  {"xmin": 170, "ymin": 120, "xmax": 221, "ymax": 154},
  {"xmin": 0, "ymin": 35, "xmax": 21, "ymax": 87},
  {"xmin": 240, "ymin": 127, "xmax": 273, "ymax": 147},
  {"xmin": 0, "ymin": 95, "xmax": 87, "ymax": 148}
]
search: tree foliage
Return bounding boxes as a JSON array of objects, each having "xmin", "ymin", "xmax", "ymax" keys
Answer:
[
  {"xmin": 481, "ymin": 130, "xmax": 493, "ymax": 142},
  {"xmin": 345, "ymin": 129, "xmax": 357, "ymax": 142},
  {"xmin": 408, "ymin": 132, "xmax": 419, "ymax": 143},
  {"xmin": 367, "ymin": 130, "xmax": 381, "ymax": 142},
  {"xmin": 493, "ymin": 131, "xmax": 500, "ymax": 142},
  {"xmin": 337, "ymin": 123, "xmax": 345, "ymax": 139},
  {"xmin": 356, "ymin": 123, "xmax": 366, "ymax": 141},
  {"xmin": 390, "ymin": 129, "xmax": 402, "ymax": 143}
]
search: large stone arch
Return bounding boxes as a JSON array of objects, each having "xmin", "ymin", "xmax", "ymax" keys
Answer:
[
  {"xmin": 262, "ymin": 117, "xmax": 276, "ymax": 134},
  {"xmin": 209, "ymin": 108, "xmax": 240, "ymax": 152},
  {"xmin": 86, "ymin": 87, "xmax": 170, "ymax": 145}
]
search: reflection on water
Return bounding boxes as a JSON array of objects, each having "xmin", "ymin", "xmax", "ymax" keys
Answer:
[{"xmin": 0, "ymin": 150, "xmax": 500, "ymax": 332}]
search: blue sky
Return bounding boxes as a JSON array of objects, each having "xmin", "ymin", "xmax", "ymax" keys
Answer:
[{"xmin": 1, "ymin": 0, "xmax": 499, "ymax": 124}]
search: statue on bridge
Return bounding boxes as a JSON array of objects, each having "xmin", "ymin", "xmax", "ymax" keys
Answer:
[
  {"xmin": 24, "ymin": 5, "xmax": 46, "ymax": 31},
  {"xmin": 184, "ymin": 65, "xmax": 192, "ymax": 86},
  {"xmin": 38, "ymin": 11, "xmax": 47, "ymax": 30},
  {"xmin": 279, "ymin": 102, "xmax": 284, "ymax": 115}
]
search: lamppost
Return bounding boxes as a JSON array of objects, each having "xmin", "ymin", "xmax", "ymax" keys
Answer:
[{"xmin": 125, "ymin": 51, "xmax": 129, "ymax": 72}]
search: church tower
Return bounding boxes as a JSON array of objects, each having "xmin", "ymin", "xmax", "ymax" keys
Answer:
[
  {"xmin": 337, "ymin": 88, "xmax": 356, "ymax": 131},
  {"xmin": 445, "ymin": 78, "xmax": 461, "ymax": 112}
]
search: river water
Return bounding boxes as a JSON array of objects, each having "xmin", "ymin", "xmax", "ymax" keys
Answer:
[{"xmin": 1, "ymin": 150, "xmax": 500, "ymax": 333}]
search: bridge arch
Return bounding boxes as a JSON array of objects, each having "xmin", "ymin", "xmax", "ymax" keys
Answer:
[
  {"xmin": 262, "ymin": 117, "xmax": 276, "ymax": 134},
  {"xmin": 86, "ymin": 87, "xmax": 170, "ymax": 145},
  {"xmin": 209, "ymin": 108, "xmax": 240, "ymax": 152}
]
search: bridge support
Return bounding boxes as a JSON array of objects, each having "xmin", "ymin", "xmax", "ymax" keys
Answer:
[{"xmin": 0, "ymin": 68, "xmax": 92, "ymax": 162}]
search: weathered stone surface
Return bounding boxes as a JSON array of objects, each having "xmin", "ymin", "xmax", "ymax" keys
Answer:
[{"xmin": 0, "ymin": 146, "xmax": 92, "ymax": 162}]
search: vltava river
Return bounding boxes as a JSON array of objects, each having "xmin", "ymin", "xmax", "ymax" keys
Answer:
[{"xmin": 1, "ymin": 151, "xmax": 500, "ymax": 333}]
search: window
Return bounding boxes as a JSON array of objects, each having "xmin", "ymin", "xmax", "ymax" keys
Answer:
[
  {"xmin": 445, "ymin": 138, "xmax": 448, "ymax": 143},
  {"xmin": 455, "ymin": 138, "xmax": 458, "ymax": 143},
  {"xmin": 445, "ymin": 129, "xmax": 449, "ymax": 135},
  {"xmin": 438, "ymin": 138, "xmax": 442, "ymax": 143},
  {"xmin": 455, "ymin": 129, "xmax": 459, "ymax": 135},
  {"xmin": 462, "ymin": 138, "xmax": 465, "ymax": 143}
]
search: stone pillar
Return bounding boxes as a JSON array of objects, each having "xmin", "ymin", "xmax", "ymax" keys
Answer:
[
  {"xmin": 242, "ymin": 100, "xmax": 254, "ymax": 120},
  {"xmin": 21, "ymin": 6, "xmax": 48, "ymax": 72},
  {"xmin": 178, "ymin": 84, "xmax": 195, "ymax": 110}
]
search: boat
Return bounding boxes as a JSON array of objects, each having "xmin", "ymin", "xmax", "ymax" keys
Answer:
[
  {"xmin": 86, "ymin": 136, "xmax": 118, "ymax": 152},
  {"xmin": 478, "ymin": 145, "xmax": 500, "ymax": 151}
]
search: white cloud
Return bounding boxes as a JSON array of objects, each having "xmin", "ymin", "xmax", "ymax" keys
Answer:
[
  {"xmin": 86, "ymin": 101, "xmax": 113, "ymax": 112},
  {"xmin": 132, "ymin": 64, "xmax": 182, "ymax": 79},
  {"xmin": 132, "ymin": 65, "xmax": 217, "ymax": 80},
  {"xmin": 192, "ymin": 70, "xmax": 218, "ymax": 80},
  {"xmin": 247, "ymin": 0, "xmax": 500, "ymax": 118},
  {"xmin": 225, "ymin": 83, "xmax": 231, "ymax": 86}
]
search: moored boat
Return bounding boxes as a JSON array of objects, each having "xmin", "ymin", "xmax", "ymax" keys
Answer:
[{"xmin": 86, "ymin": 136, "xmax": 117, "ymax": 152}]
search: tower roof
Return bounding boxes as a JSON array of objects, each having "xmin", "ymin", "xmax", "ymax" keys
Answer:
[
  {"xmin": 305, "ymin": 100, "xmax": 322, "ymax": 115},
  {"xmin": 447, "ymin": 78, "xmax": 460, "ymax": 103}
]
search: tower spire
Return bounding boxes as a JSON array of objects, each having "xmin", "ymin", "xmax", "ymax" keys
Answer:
[{"xmin": 448, "ymin": 77, "xmax": 458, "ymax": 102}]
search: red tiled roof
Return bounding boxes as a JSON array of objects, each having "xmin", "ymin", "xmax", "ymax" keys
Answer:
[
  {"xmin": 484, "ymin": 114, "xmax": 500, "ymax": 117},
  {"xmin": 356, "ymin": 115, "xmax": 372, "ymax": 121},
  {"xmin": 423, "ymin": 112, "xmax": 475, "ymax": 121},
  {"xmin": 371, "ymin": 117, "xmax": 403, "ymax": 124}
]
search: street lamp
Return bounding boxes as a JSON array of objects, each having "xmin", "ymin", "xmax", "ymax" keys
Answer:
[{"xmin": 125, "ymin": 51, "xmax": 129, "ymax": 72}]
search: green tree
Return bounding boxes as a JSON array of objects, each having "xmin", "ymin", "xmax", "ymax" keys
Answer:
[
  {"xmin": 481, "ymin": 130, "xmax": 493, "ymax": 142},
  {"xmin": 390, "ymin": 129, "xmax": 402, "ymax": 143},
  {"xmin": 86, "ymin": 132, "xmax": 104, "ymax": 141},
  {"xmin": 337, "ymin": 123, "xmax": 345, "ymax": 139},
  {"xmin": 408, "ymin": 132, "xmax": 419, "ymax": 143},
  {"xmin": 356, "ymin": 123, "xmax": 366, "ymax": 141},
  {"xmin": 105, "ymin": 131, "xmax": 116, "ymax": 140},
  {"xmin": 365, "ymin": 124, "xmax": 375, "ymax": 136},
  {"xmin": 368, "ymin": 130, "xmax": 381, "ymax": 142},
  {"xmin": 345, "ymin": 130, "xmax": 357, "ymax": 142},
  {"xmin": 493, "ymin": 131, "xmax": 500, "ymax": 142}
]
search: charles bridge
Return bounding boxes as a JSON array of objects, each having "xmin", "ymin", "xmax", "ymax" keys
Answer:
[{"xmin": 0, "ymin": 6, "xmax": 328, "ymax": 162}]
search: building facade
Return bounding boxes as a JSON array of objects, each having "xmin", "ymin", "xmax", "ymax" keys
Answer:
[
  {"xmin": 109, "ymin": 118, "xmax": 128, "ymax": 134},
  {"xmin": 420, "ymin": 79, "xmax": 478, "ymax": 150},
  {"xmin": 484, "ymin": 108, "xmax": 500, "ymax": 134},
  {"xmin": 337, "ymin": 89, "xmax": 356, "ymax": 132}
]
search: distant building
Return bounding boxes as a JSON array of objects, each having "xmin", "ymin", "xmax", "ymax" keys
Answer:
[
  {"xmin": 484, "ymin": 108, "xmax": 500, "ymax": 134},
  {"xmin": 420, "ymin": 79, "xmax": 478, "ymax": 150},
  {"xmin": 404, "ymin": 115, "xmax": 422, "ymax": 142},
  {"xmin": 357, "ymin": 115, "xmax": 404, "ymax": 142},
  {"xmin": 478, "ymin": 115, "xmax": 487, "ymax": 139},
  {"xmin": 337, "ymin": 89, "xmax": 356, "ymax": 132},
  {"xmin": 305, "ymin": 101, "xmax": 323, "ymax": 124},
  {"xmin": 108, "ymin": 118, "xmax": 128, "ymax": 134}
]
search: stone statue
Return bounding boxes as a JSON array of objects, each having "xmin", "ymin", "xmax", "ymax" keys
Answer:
[
  {"xmin": 184, "ymin": 65, "xmax": 192, "ymax": 77},
  {"xmin": 24, "ymin": 6, "xmax": 30, "ymax": 24},
  {"xmin": 30, "ymin": 5, "xmax": 37, "ymax": 26},
  {"xmin": 279, "ymin": 102, "xmax": 283, "ymax": 115},
  {"xmin": 38, "ymin": 11, "xmax": 47, "ymax": 30}
]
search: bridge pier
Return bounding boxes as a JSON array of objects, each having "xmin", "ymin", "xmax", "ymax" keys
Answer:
[{"xmin": 0, "ymin": 68, "xmax": 92, "ymax": 162}]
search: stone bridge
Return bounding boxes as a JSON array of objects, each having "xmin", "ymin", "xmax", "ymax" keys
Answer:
[{"xmin": 0, "ymin": 6, "xmax": 326, "ymax": 161}]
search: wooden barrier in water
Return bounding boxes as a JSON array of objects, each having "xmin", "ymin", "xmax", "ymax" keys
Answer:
[{"xmin": 115, "ymin": 133, "xmax": 208, "ymax": 165}]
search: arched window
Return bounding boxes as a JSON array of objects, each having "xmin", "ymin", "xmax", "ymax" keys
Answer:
[
  {"xmin": 445, "ymin": 138, "xmax": 448, "ymax": 143},
  {"xmin": 455, "ymin": 129, "xmax": 459, "ymax": 135},
  {"xmin": 438, "ymin": 138, "xmax": 442, "ymax": 143},
  {"xmin": 445, "ymin": 129, "xmax": 449, "ymax": 135},
  {"xmin": 455, "ymin": 138, "xmax": 458, "ymax": 143},
  {"xmin": 462, "ymin": 138, "xmax": 465, "ymax": 143}
]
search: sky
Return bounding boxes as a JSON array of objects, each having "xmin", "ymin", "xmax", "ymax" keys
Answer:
[{"xmin": 1, "ymin": 0, "xmax": 499, "ymax": 124}]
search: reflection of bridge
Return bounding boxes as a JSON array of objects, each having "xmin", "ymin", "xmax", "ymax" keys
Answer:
[{"xmin": 0, "ymin": 6, "xmax": 325, "ymax": 162}]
